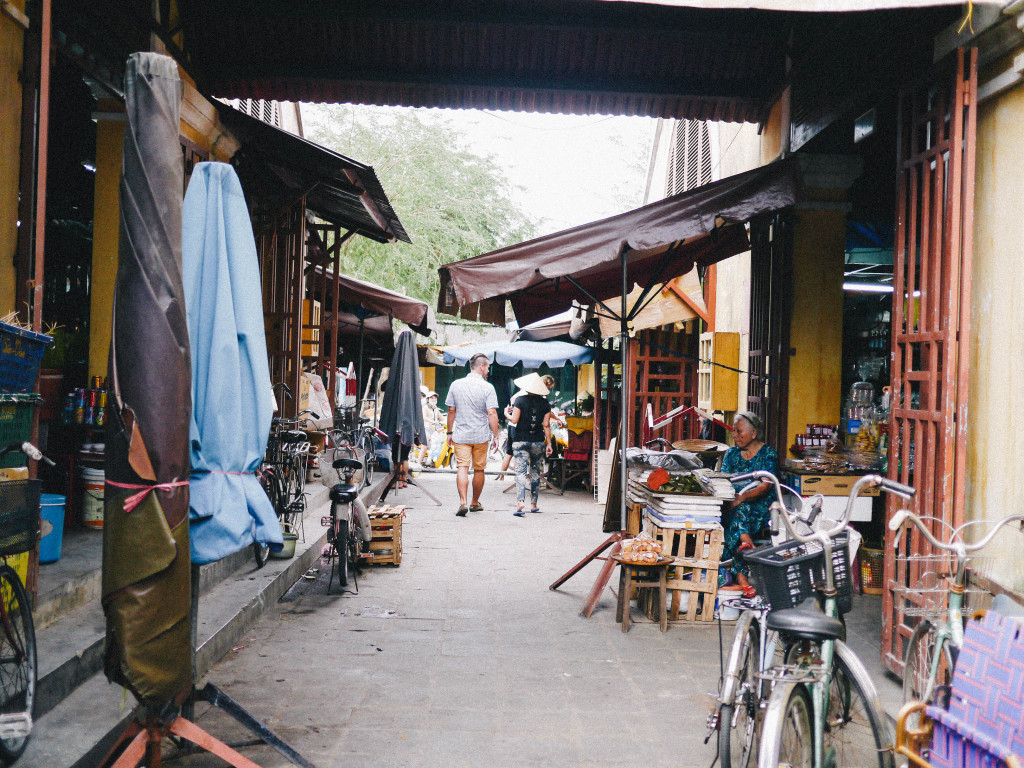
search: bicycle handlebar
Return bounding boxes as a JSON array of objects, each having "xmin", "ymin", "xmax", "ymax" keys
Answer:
[
  {"xmin": 0, "ymin": 441, "xmax": 55, "ymax": 466},
  {"xmin": 888, "ymin": 509, "xmax": 1024, "ymax": 556},
  {"xmin": 732, "ymin": 470, "xmax": 915, "ymax": 547}
]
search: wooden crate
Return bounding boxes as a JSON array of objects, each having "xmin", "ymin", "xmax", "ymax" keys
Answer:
[
  {"xmin": 642, "ymin": 523, "xmax": 724, "ymax": 622},
  {"xmin": 364, "ymin": 505, "xmax": 404, "ymax": 566}
]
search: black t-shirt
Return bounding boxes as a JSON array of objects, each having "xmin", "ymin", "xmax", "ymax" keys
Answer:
[{"xmin": 513, "ymin": 393, "xmax": 550, "ymax": 443}]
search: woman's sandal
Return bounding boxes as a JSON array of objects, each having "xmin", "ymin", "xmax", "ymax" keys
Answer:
[{"xmin": 741, "ymin": 584, "xmax": 757, "ymax": 598}]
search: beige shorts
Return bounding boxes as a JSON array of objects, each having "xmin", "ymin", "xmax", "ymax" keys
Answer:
[{"xmin": 453, "ymin": 442, "xmax": 489, "ymax": 470}]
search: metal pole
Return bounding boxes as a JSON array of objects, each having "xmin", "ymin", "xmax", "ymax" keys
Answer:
[
  {"xmin": 620, "ymin": 245, "xmax": 629, "ymax": 532},
  {"xmin": 357, "ymin": 317, "xmax": 365, "ymax": 410}
]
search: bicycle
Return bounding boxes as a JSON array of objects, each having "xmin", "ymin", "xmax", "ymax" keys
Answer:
[
  {"xmin": 254, "ymin": 411, "xmax": 318, "ymax": 566},
  {"xmin": 322, "ymin": 454, "xmax": 369, "ymax": 591},
  {"xmin": 734, "ymin": 470, "xmax": 914, "ymax": 768},
  {"xmin": 0, "ymin": 441, "xmax": 53, "ymax": 763},
  {"xmin": 888, "ymin": 508, "xmax": 1024, "ymax": 720},
  {"xmin": 328, "ymin": 419, "xmax": 383, "ymax": 489},
  {"xmin": 709, "ymin": 487, "xmax": 827, "ymax": 768}
]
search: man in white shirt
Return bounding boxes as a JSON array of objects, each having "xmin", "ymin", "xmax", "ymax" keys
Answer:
[{"xmin": 445, "ymin": 353, "xmax": 500, "ymax": 516}]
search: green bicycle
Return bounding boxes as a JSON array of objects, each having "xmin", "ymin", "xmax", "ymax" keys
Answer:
[{"xmin": 731, "ymin": 471, "xmax": 914, "ymax": 768}]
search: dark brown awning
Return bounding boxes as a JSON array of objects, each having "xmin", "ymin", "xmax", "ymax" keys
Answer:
[
  {"xmin": 309, "ymin": 264, "xmax": 436, "ymax": 338},
  {"xmin": 438, "ymin": 158, "xmax": 799, "ymax": 326},
  {"xmin": 215, "ymin": 102, "xmax": 410, "ymax": 244}
]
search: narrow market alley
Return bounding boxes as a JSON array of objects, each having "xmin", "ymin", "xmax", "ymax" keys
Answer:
[{"xmin": 185, "ymin": 474, "xmax": 722, "ymax": 768}]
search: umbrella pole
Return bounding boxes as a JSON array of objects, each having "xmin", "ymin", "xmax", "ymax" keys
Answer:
[{"xmin": 619, "ymin": 244, "xmax": 629, "ymax": 533}]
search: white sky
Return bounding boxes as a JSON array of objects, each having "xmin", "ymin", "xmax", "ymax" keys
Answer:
[{"xmin": 415, "ymin": 109, "xmax": 659, "ymax": 237}]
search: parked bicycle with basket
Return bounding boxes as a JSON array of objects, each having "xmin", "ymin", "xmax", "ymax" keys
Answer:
[
  {"xmin": 709, "ymin": 485, "xmax": 830, "ymax": 768},
  {"xmin": 729, "ymin": 470, "xmax": 914, "ymax": 768}
]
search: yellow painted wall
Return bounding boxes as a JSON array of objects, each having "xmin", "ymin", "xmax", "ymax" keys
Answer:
[
  {"xmin": 88, "ymin": 111, "xmax": 124, "ymax": 378},
  {"xmin": 966, "ymin": 69, "xmax": 1024, "ymax": 591},
  {"xmin": 421, "ymin": 367, "xmax": 435, "ymax": 391},
  {"xmin": 785, "ymin": 207, "xmax": 845, "ymax": 452},
  {"xmin": 760, "ymin": 98, "xmax": 784, "ymax": 167},
  {"xmin": 0, "ymin": 7, "xmax": 26, "ymax": 316}
]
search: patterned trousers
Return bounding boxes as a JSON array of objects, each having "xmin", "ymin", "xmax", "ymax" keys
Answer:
[{"xmin": 512, "ymin": 441, "xmax": 545, "ymax": 505}]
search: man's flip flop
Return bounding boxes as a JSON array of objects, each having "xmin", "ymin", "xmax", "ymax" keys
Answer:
[
  {"xmin": 456, "ymin": 505, "xmax": 469, "ymax": 517},
  {"xmin": 470, "ymin": 503, "xmax": 484, "ymax": 512},
  {"xmin": 529, "ymin": 507, "xmax": 540, "ymax": 513},
  {"xmin": 513, "ymin": 509, "xmax": 526, "ymax": 517}
]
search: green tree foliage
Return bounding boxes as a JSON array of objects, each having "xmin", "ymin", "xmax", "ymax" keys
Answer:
[{"xmin": 304, "ymin": 105, "xmax": 537, "ymax": 309}]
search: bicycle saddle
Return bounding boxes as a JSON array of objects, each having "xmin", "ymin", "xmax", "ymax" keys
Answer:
[
  {"xmin": 765, "ymin": 598, "xmax": 844, "ymax": 641},
  {"xmin": 333, "ymin": 457, "xmax": 363, "ymax": 471},
  {"xmin": 330, "ymin": 483, "xmax": 359, "ymax": 504},
  {"xmin": 281, "ymin": 430, "xmax": 307, "ymax": 444}
]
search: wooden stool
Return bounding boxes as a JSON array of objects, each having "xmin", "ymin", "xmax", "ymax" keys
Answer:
[{"xmin": 612, "ymin": 555, "xmax": 672, "ymax": 632}]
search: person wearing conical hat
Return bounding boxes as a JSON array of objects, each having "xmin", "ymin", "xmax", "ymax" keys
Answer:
[{"xmin": 505, "ymin": 372, "xmax": 553, "ymax": 516}]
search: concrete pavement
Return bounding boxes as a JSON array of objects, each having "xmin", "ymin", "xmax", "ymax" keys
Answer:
[{"xmin": 184, "ymin": 472, "xmax": 726, "ymax": 768}]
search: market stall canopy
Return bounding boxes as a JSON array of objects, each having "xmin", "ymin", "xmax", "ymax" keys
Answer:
[
  {"xmin": 438, "ymin": 158, "xmax": 798, "ymax": 326},
  {"xmin": 214, "ymin": 102, "xmax": 410, "ymax": 245},
  {"xmin": 308, "ymin": 264, "xmax": 436, "ymax": 337},
  {"xmin": 174, "ymin": 1, "xmax": 959, "ymax": 126},
  {"xmin": 596, "ymin": 268, "xmax": 708, "ymax": 337},
  {"xmin": 442, "ymin": 340, "xmax": 594, "ymax": 368}
]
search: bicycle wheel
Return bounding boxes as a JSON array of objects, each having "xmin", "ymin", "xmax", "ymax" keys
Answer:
[
  {"xmin": 357, "ymin": 430, "xmax": 375, "ymax": 487},
  {"xmin": 0, "ymin": 565, "xmax": 36, "ymax": 761},
  {"xmin": 719, "ymin": 619, "xmax": 761, "ymax": 768},
  {"xmin": 759, "ymin": 682, "xmax": 812, "ymax": 768},
  {"xmin": 902, "ymin": 619, "xmax": 955, "ymax": 726},
  {"xmin": 336, "ymin": 518, "xmax": 350, "ymax": 588},
  {"xmin": 825, "ymin": 642, "xmax": 895, "ymax": 768},
  {"xmin": 252, "ymin": 541, "xmax": 270, "ymax": 569}
]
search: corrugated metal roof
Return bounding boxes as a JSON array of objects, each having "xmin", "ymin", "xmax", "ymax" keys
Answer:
[
  {"xmin": 177, "ymin": 1, "xmax": 791, "ymax": 123},
  {"xmin": 176, "ymin": 2, "xmax": 959, "ymax": 123}
]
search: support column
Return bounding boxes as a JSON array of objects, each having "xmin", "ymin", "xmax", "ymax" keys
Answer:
[
  {"xmin": 89, "ymin": 105, "xmax": 126, "ymax": 378},
  {"xmin": 785, "ymin": 155, "xmax": 863, "ymax": 451}
]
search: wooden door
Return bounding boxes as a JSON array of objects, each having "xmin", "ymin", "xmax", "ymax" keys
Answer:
[{"xmin": 883, "ymin": 48, "xmax": 978, "ymax": 675}]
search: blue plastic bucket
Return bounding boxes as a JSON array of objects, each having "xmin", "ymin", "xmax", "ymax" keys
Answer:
[{"xmin": 39, "ymin": 493, "xmax": 65, "ymax": 563}]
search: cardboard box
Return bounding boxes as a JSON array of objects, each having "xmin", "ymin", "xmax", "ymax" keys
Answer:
[{"xmin": 783, "ymin": 472, "xmax": 880, "ymax": 497}]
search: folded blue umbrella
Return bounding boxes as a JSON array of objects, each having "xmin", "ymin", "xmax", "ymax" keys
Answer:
[{"xmin": 182, "ymin": 162, "xmax": 282, "ymax": 564}]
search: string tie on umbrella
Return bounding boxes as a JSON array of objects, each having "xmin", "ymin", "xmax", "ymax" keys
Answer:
[{"xmin": 105, "ymin": 479, "xmax": 190, "ymax": 513}]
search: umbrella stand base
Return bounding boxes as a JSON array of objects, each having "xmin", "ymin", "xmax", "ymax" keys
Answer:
[
  {"xmin": 382, "ymin": 470, "xmax": 443, "ymax": 506},
  {"xmin": 98, "ymin": 684, "xmax": 316, "ymax": 768},
  {"xmin": 547, "ymin": 531, "xmax": 625, "ymax": 618}
]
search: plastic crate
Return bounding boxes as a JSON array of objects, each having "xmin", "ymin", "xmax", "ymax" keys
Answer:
[
  {"xmin": 0, "ymin": 395, "xmax": 41, "ymax": 469},
  {"xmin": 745, "ymin": 530, "xmax": 852, "ymax": 614},
  {"xmin": 0, "ymin": 479, "xmax": 41, "ymax": 557},
  {"xmin": 0, "ymin": 321, "xmax": 51, "ymax": 393}
]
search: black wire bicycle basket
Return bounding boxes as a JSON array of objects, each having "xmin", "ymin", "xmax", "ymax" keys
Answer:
[
  {"xmin": 745, "ymin": 530, "xmax": 852, "ymax": 614},
  {"xmin": 0, "ymin": 479, "xmax": 42, "ymax": 557}
]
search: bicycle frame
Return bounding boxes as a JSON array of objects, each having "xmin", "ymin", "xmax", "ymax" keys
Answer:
[
  {"xmin": 742, "ymin": 471, "xmax": 913, "ymax": 768},
  {"xmin": 889, "ymin": 510, "xmax": 1024, "ymax": 706}
]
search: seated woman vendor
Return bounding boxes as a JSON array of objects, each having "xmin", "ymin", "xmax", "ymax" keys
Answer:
[{"xmin": 720, "ymin": 411, "xmax": 778, "ymax": 597}]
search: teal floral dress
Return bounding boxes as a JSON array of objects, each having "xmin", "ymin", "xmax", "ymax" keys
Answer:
[{"xmin": 720, "ymin": 443, "xmax": 778, "ymax": 578}]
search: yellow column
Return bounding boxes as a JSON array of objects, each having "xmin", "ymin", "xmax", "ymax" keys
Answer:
[
  {"xmin": 89, "ymin": 108, "xmax": 124, "ymax": 378},
  {"xmin": 785, "ymin": 156, "xmax": 862, "ymax": 452},
  {"xmin": 0, "ymin": 6, "xmax": 26, "ymax": 315}
]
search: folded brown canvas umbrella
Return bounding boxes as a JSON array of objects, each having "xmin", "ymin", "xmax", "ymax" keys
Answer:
[{"xmin": 102, "ymin": 53, "xmax": 193, "ymax": 709}]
